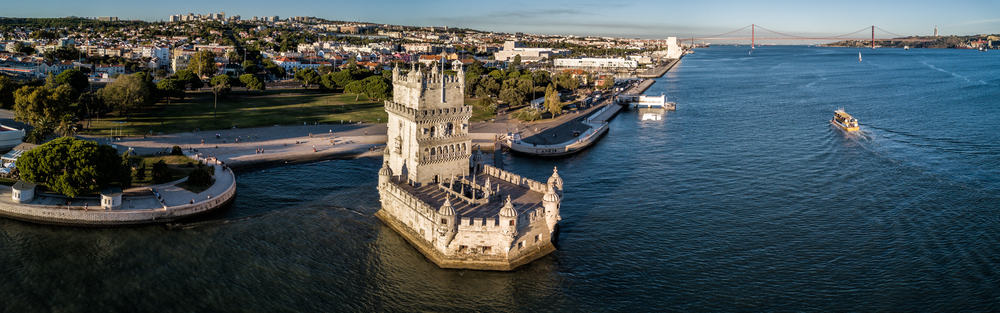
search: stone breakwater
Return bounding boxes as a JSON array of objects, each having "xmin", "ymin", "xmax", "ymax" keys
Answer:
[{"xmin": 0, "ymin": 162, "xmax": 236, "ymax": 226}]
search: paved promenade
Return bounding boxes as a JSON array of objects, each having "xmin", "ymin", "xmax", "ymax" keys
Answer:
[{"xmin": 0, "ymin": 154, "xmax": 237, "ymax": 226}]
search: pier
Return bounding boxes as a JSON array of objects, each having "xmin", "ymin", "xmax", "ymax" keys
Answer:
[{"xmin": 503, "ymin": 101, "xmax": 623, "ymax": 157}]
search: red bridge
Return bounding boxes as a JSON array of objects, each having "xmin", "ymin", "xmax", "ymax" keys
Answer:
[{"xmin": 692, "ymin": 24, "xmax": 934, "ymax": 48}]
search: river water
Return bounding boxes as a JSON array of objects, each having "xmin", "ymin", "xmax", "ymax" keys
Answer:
[{"xmin": 2, "ymin": 46, "xmax": 999, "ymax": 312}]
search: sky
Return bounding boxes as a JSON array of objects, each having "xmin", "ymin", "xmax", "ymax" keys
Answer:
[{"xmin": 3, "ymin": 0, "xmax": 999, "ymax": 38}]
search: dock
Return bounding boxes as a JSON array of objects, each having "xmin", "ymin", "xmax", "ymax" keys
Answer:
[
  {"xmin": 503, "ymin": 101, "xmax": 624, "ymax": 157},
  {"xmin": 637, "ymin": 57, "xmax": 681, "ymax": 78}
]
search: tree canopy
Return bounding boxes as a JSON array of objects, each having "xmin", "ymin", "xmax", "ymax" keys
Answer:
[
  {"xmin": 13, "ymin": 84, "xmax": 74, "ymax": 133},
  {"xmin": 239, "ymin": 74, "xmax": 265, "ymax": 92},
  {"xmin": 0, "ymin": 76, "xmax": 19, "ymax": 109},
  {"xmin": 294, "ymin": 68, "xmax": 320, "ymax": 88},
  {"xmin": 188, "ymin": 50, "xmax": 217, "ymax": 78},
  {"xmin": 98, "ymin": 72, "xmax": 155, "ymax": 115},
  {"xmin": 17, "ymin": 137, "xmax": 130, "ymax": 197},
  {"xmin": 53, "ymin": 68, "xmax": 89, "ymax": 96}
]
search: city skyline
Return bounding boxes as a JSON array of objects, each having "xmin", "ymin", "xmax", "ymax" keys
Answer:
[{"xmin": 3, "ymin": 0, "xmax": 999, "ymax": 38}]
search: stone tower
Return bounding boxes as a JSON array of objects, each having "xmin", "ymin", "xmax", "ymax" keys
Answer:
[{"xmin": 384, "ymin": 61, "xmax": 471, "ymax": 184}]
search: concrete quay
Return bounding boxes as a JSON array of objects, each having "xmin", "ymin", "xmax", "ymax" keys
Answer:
[
  {"xmin": 0, "ymin": 154, "xmax": 236, "ymax": 226},
  {"xmin": 637, "ymin": 57, "xmax": 681, "ymax": 78},
  {"xmin": 503, "ymin": 102, "xmax": 623, "ymax": 157}
]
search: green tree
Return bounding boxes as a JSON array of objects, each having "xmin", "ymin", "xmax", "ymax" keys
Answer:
[
  {"xmin": 54, "ymin": 68, "xmax": 89, "ymax": 96},
  {"xmin": 294, "ymin": 68, "xmax": 321, "ymax": 88},
  {"xmin": 13, "ymin": 85, "xmax": 73, "ymax": 132},
  {"xmin": 361, "ymin": 75, "xmax": 391, "ymax": 100},
  {"xmin": 12, "ymin": 42, "xmax": 35, "ymax": 55},
  {"xmin": 239, "ymin": 74, "xmax": 265, "ymax": 92},
  {"xmin": 44, "ymin": 45, "xmax": 82, "ymax": 62},
  {"xmin": 0, "ymin": 76, "xmax": 19, "ymax": 109},
  {"xmin": 329, "ymin": 70, "xmax": 354, "ymax": 87},
  {"xmin": 188, "ymin": 50, "xmax": 217, "ymax": 78},
  {"xmin": 151, "ymin": 160, "xmax": 170, "ymax": 184},
  {"xmin": 531, "ymin": 70, "xmax": 551, "ymax": 88},
  {"xmin": 262, "ymin": 58, "xmax": 285, "ymax": 79},
  {"xmin": 508, "ymin": 54, "xmax": 521, "ymax": 73},
  {"xmin": 17, "ymin": 137, "xmax": 129, "ymax": 197},
  {"xmin": 344, "ymin": 80, "xmax": 365, "ymax": 100},
  {"xmin": 242, "ymin": 60, "xmax": 259, "ymax": 74},
  {"xmin": 210, "ymin": 74, "xmax": 235, "ymax": 90},
  {"xmin": 186, "ymin": 165, "xmax": 213, "ymax": 187},
  {"xmin": 209, "ymin": 75, "xmax": 234, "ymax": 118},
  {"xmin": 77, "ymin": 91, "xmax": 107, "ymax": 128},
  {"xmin": 475, "ymin": 77, "xmax": 500, "ymax": 98},
  {"xmin": 156, "ymin": 78, "xmax": 184, "ymax": 104},
  {"xmin": 554, "ymin": 72, "xmax": 580, "ymax": 91},
  {"xmin": 543, "ymin": 84, "xmax": 562, "ymax": 116},
  {"xmin": 499, "ymin": 79, "xmax": 526, "ymax": 106},
  {"xmin": 173, "ymin": 69, "xmax": 203, "ymax": 90},
  {"xmin": 98, "ymin": 73, "xmax": 154, "ymax": 116}
]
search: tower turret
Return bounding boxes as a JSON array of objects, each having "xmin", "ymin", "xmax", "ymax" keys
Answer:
[
  {"xmin": 498, "ymin": 195, "xmax": 518, "ymax": 252},
  {"xmin": 378, "ymin": 160, "xmax": 392, "ymax": 185},
  {"xmin": 436, "ymin": 197, "xmax": 457, "ymax": 251},
  {"xmin": 543, "ymin": 183, "xmax": 561, "ymax": 235},
  {"xmin": 547, "ymin": 166, "xmax": 563, "ymax": 192}
]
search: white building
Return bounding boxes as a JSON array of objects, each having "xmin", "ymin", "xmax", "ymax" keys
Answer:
[
  {"xmin": 141, "ymin": 46, "xmax": 171, "ymax": 68},
  {"xmin": 554, "ymin": 57, "xmax": 638, "ymax": 69},
  {"xmin": 493, "ymin": 41, "xmax": 568, "ymax": 62},
  {"xmin": 665, "ymin": 36, "xmax": 683, "ymax": 59}
]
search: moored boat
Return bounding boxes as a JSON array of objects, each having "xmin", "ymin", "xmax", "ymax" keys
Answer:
[{"xmin": 831, "ymin": 109, "xmax": 859, "ymax": 131}]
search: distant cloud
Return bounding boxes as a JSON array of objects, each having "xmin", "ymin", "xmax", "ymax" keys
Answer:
[
  {"xmin": 955, "ymin": 18, "xmax": 1000, "ymax": 26},
  {"xmin": 482, "ymin": 8, "xmax": 589, "ymax": 19}
]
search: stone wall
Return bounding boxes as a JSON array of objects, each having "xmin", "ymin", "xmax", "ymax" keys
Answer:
[
  {"xmin": 482, "ymin": 164, "xmax": 548, "ymax": 194},
  {"xmin": 0, "ymin": 168, "xmax": 237, "ymax": 226}
]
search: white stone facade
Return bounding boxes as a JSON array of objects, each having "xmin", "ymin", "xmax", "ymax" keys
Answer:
[{"xmin": 377, "ymin": 65, "xmax": 564, "ymax": 270}]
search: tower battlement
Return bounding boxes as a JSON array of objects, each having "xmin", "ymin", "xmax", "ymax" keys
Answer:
[
  {"xmin": 390, "ymin": 63, "xmax": 465, "ymax": 111},
  {"xmin": 376, "ymin": 61, "xmax": 564, "ymax": 271}
]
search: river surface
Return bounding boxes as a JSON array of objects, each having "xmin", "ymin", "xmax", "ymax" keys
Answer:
[{"xmin": 2, "ymin": 46, "xmax": 999, "ymax": 312}]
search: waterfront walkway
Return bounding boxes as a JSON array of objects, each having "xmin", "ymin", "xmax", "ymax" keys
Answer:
[{"xmin": 0, "ymin": 153, "xmax": 236, "ymax": 226}]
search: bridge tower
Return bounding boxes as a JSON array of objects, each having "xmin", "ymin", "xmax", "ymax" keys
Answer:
[
  {"xmin": 871, "ymin": 25, "xmax": 875, "ymax": 49},
  {"xmin": 751, "ymin": 24, "xmax": 755, "ymax": 49}
]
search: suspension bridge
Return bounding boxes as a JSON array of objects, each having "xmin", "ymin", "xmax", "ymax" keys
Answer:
[{"xmin": 690, "ymin": 24, "xmax": 933, "ymax": 48}]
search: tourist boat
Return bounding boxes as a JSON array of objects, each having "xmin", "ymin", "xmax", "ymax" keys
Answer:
[
  {"xmin": 904, "ymin": 45, "xmax": 910, "ymax": 50},
  {"xmin": 634, "ymin": 94, "xmax": 676, "ymax": 110},
  {"xmin": 831, "ymin": 109, "xmax": 860, "ymax": 132}
]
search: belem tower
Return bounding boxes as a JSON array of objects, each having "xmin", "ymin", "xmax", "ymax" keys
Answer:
[{"xmin": 376, "ymin": 62, "xmax": 564, "ymax": 271}]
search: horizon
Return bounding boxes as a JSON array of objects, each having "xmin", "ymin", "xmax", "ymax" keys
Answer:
[{"xmin": 2, "ymin": 0, "xmax": 998, "ymax": 39}]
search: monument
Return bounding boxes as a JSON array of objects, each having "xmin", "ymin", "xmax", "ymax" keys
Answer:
[{"xmin": 376, "ymin": 61, "xmax": 564, "ymax": 271}]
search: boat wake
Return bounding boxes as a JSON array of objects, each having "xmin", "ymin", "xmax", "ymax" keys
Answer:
[
  {"xmin": 864, "ymin": 124, "xmax": 998, "ymax": 155},
  {"xmin": 920, "ymin": 60, "xmax": 987, "ymax": 85}
]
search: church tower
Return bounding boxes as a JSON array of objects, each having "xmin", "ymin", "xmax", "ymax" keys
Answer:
[{"xmin": 385, "ymin": 60, "xmax": 471, "ymax": 184}]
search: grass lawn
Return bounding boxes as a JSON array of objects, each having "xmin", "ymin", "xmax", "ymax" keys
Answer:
[
  {"xmin": 83, "ymin": 89, "xmax": 388, "ymax": 136},
  {"xmin": 133, "ymin": 155, "xmax": 203, "ymax": 186},
  {"xmin": 466, "ymin": 97, "xmax": 498, "ymax": 122}
]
